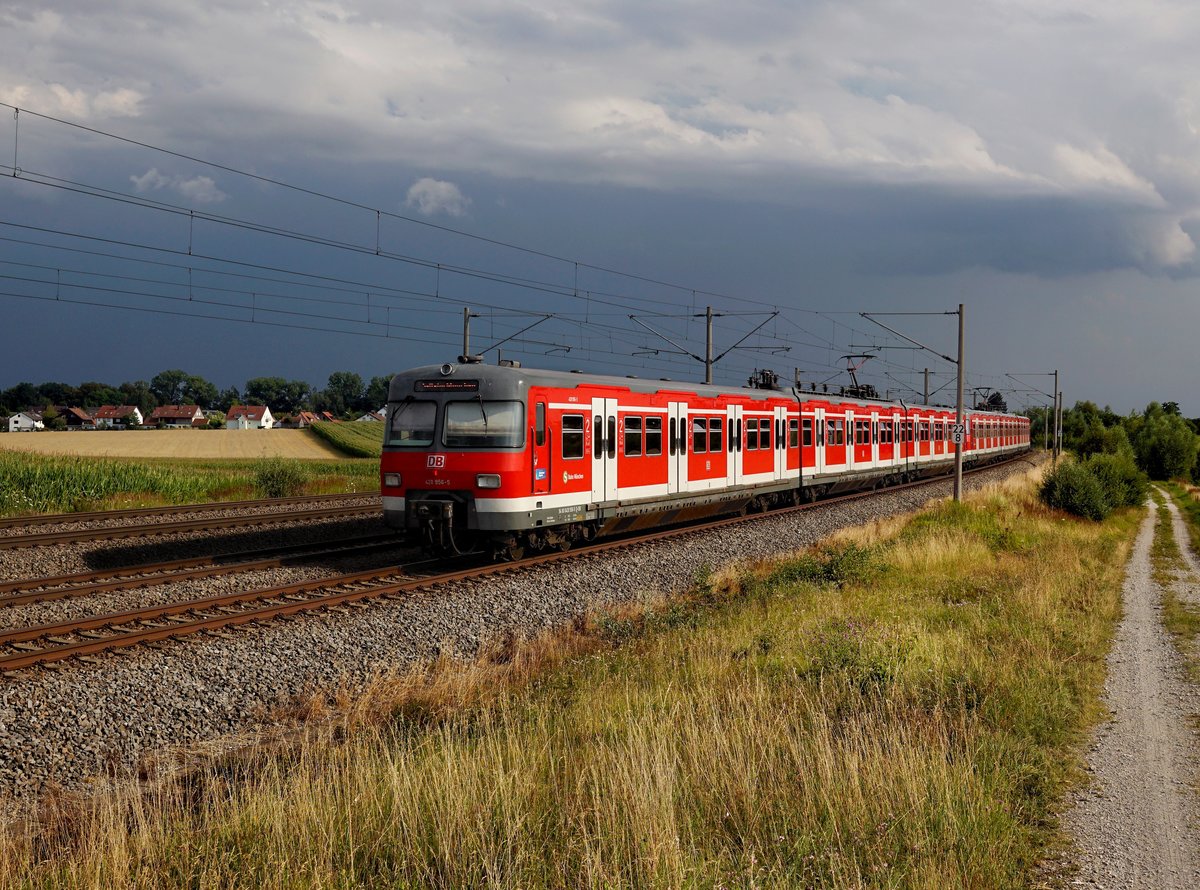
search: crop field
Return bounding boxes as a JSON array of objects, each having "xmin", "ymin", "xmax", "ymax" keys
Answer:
[
  {"xmin": 0, "ymin": 451, "xmax": 377, "ymax": 515},
  {"xmin": 0, "ymin": 429, "xmax": 346, "ymax": 460},
  {"xmin": 308, "ymin": 421, "xmax": 384, "ymax": 458}
]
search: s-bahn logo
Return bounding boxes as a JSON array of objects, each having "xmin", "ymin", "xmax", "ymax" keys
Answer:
[{"xmin": 426, "ymin": 455, "xmax": 446, "ymax": 468}]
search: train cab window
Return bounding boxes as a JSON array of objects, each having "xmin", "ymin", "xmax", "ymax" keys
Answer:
[
  {"xmin": 535, "ymin": 402, "xmax": 546, "ymax": 447},
  {"xmin": 594, "ymin": 416, "xmax": 603, "ymax": 459},
  {"xmin": 709, "ymin": 417, "xmax": 722, "ymax": 452},
  {"xmin": 387, "ymin": 400, "xmax": 437, "ymax": 447},
  {"xmin": 802, "ymin": 418, "xmax": 813, "ymax": 447},
  {"xmin": 692, "ymin": 417, "xmax": 707, "ymax": 453},
  {"xmin": 562, "ymin": 414, "xmax": 584, "ymax": 459},
  {"xmin": 645, "ymin": 416, "xmax": 663, "ymax": 456},
  {"xmin": 442, "ymin": 400, "xmax": 525, "ymax": 448},
  {"xmin": 624, "ymin": 416, "xmax": 642, "ymax": 456},
  {"xmin": 789, "ymin": 419, "xmax": 799, "ymax": 448}
]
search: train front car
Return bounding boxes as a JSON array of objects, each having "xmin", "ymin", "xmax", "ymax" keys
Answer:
[{"xmin": 381, "ymin": 362, "xmax": 534, "ymax": 557}]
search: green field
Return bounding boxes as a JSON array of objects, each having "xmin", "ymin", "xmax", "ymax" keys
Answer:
[
  {"xmin": 0, "ymin": 451, "xmax": 377, "ymax": 516},
  {"xmin": 308, "ymin": 421, "xmax": 384, "ymax": 458}
]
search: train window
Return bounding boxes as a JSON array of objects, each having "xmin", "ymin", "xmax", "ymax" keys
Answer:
[
  {"xmin": 746, "ymin": 418, "xmax": 759, "ymax": 451},
  {"xmin": 624, "ymin": 416, "xmax": 642, "ymax": 457},
  {"xmin": 387, "ymin": 400, "xmax": 437, "ymax": 447},
  {"xmin": 789, "ymin": 419, "xmax": 799, "ymax": 448},
  {"xmin": 733, "ymin": 419, "xmax": 742, "ymax": 451},
  {"xmin": 802, "ymin": 418, "xmax": 813, "ymax": 447},
  {"xmin": 692, "ymin": 417, "xmax": 707, "ymax": 453},
  {"xmin": 646, "ymin": 416, "xmax": 663, "ymax": 456},
  {"xmin": 762, "ymin": 417, "xmax": 771, "ymax": 450},
  {"xmin": 594, "ymin": 416, "xmax": 603, "ymax": 459},
  {"xmin": 535, "ymin": 402, "xmax": 546, "ymax": 447},
  {"xmin": 709, "ymin": 417, "xmax": 722, "ymax": 452},
  {"xmin": 669, "ymin": 417, "xmax": 677, "ymax": 456},
  {"xmin": 562, "ymin": 414, "xmax": 584, "ymax": 459},
  {"xmin": 607, "ymin": 417, "xmax": 616, "ymax": 458},
  {"xmin": 827, "ymin": 419, "xmax": 842, "ymax": 446},
  {"xmin": 442, "ymin": 400, "xmax": 525, "ymax": 448}
]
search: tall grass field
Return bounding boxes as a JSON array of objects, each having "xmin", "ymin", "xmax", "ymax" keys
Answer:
[
  {"xmin": 0, "ymin": 451, "xmax": 377, "ymax": 515},
  {"xmin": 0, "ymin": 469, "xmax": 1137, "ymax": 887},
  {"xmin": 308, "ymin": 421, "xmax": 384, "ymax": 458}
]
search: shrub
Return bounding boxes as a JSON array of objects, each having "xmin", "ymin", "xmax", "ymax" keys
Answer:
[
  {"xmin": 253, "ymin": 460, "xmax": 307, "ymax": 498},
  {"xmin": 1083, "ymin": 453, "xmax": 1148, "ymax": 509},
  {"xmin": 1039, "ymin": 462, "xmax": 1109, "ymax": 520}
]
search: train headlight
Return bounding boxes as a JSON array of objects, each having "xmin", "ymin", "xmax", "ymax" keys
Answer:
[
  {"xmin": 384, "ymin": 472, "xmax": 402, "ymax": 488},
  {"xmin": 476, "ymin": 473, "xmax": 501, "ymax": 489}
]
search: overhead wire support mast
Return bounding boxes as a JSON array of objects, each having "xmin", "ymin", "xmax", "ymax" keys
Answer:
[
  {"xmin": 629, "ymin": 307, "xmax": 779, "ymax": 384},
  {"xmin": 860, "ymin": 307, "xmax": 965, "ymax": 502}
]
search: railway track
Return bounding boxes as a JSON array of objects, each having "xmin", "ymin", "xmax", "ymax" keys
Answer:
[
  {"xmin": 0, "ymin": 503, "xmax": 381, "ymax": 550},
  {"xmin": 0, "ymin": 457, "xmax": 1029, "ymax": 675},
  {"xmin": 0, "ymin": 490, "xmax": 378, "ymax": 532}
]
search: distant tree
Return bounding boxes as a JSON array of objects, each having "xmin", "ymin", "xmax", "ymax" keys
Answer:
[
  {"xmin": 1164, "ymin": 401, "xmax": 1182, "ymax": 416},
  {"xmin": 150, "ymin": 369, "xmax": 190, "ymax": 405},
  {"xmin": 216, "ymin": 386, "xmax": 241, "ymax": 413},
  {"xmin": 119, "ymin": 380, "xmax": 157, "ymax": 416},
  {"xmin": 243, "ymin": 376, "xmax": 286, "ymax": 407},
  {"xmin": 280, "ymin": 379, "xmax": 313, "ymax": 413},
  {"xmin": 77, "ymin": 381, "xmax": 126, "ymax": 408},
  {"xmin": 365, "ymin": 375, "xmax": 392, "ymax": 410},
  {"xmin": 2, "ymin": 382, "xmax": 40, "ymax": 411},
  {"xmin": 182, "ymin": 375, "xmax": 218, "ymax": 410},
  {"xmin": 41, "ymin": 406, "xmax": 67, "ymax": 431},
  {"xmin": 1132, "ymin": 402, "xmax": 1199, "ymax": 480},
  {"xmin": 36, "ymin": 382, "xmax": 79, "ymax": 406},
  {"xmin": 320, "ymin": 371, "xmax": 365, "ymax": 417}
]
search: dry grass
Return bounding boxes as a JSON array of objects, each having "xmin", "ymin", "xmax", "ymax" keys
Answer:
[
  {"xmin": 0, "ymin": 466, "xmax": 1135, "ymax": 888},
  {"xmin": 0, "ymin": 429, "xmax": 345, "ymax": 460}
]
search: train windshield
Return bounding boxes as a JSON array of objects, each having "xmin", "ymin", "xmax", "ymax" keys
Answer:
[
  {"xmin": 387, "ymin": 400, "xmax": 437, "ymax": 447},
  {"xmin": 443, "ymin": 400, "xmax": 525, "ymax": 448}
]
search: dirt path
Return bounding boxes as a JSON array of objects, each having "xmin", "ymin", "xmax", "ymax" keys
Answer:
[{"xmin": 1064, "ymin": 497, "xmax": 1200, "ymax": 887}]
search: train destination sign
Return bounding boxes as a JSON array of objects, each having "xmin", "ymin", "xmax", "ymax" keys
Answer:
[{"xmin": 415, "ymin": 380, "xmax": 480, "ymax": 392}]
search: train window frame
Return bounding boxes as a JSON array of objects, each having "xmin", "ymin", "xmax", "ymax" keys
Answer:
[
  {"xmin": 561, "ymin": 414, "xmax": 585, "ymax": 460},
  {"xmin": 623, "ymin": 415, "xmax": 642, "ymax": 457},
  {"xmin": 386, "ymin": 399, "xmax": 438, "ymax": 448},
  {"xmin": 802, "ymin": 418, "xmax": 813, "ymax": 447},
  {"xmin": 692, "ymin": 417, "xmax": 707, "ymax": 454},
  {"xmin": 535, "ymin": 402, "xmax": 546, "ymax": 447},
  {"xmin": 709, "ymin": 417, "xmax": 722, "ymax": 452},
  {"xmin": 789, "ymin": 418, "xmax": 800, "ymax": 448},
  {"xmin": 746, "ymin": 417, "xmax": 759, "ymax": 451},
  {"xmin": 645, "ymin": 416, "xmax": 663, "ymax": 456},
  {"xmin": 669, "ymin": 417, "xmax": 677, "ymax": 456},
  {"xmin": 441, "ymin": 400, "xmax": 526, "ymax": 449},
  {"xmin": 761, "ymin": 417, "xmax": 771, "ymax": 450},
  {"xmin": 593, "ymin": 415, "xmax": 603, "ymax": 459}
]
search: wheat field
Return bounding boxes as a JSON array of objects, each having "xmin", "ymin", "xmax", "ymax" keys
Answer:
[{"xmin": 0, "ymin": 429, "xmax": 346, "ymax": 460}]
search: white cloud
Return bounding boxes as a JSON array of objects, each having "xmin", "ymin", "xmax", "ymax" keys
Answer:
[
  {"xmin": 130, "ymin": 168, "xmax": 227, "ymax": 203},
  {"xmin": 405, "ymin": 178, "xmax": 471, "ymax": 217}
]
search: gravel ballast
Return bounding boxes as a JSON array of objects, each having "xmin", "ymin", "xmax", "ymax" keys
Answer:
[{"xmin": 0, "ymin": 459, "xmax": 1038, "ymax": 800}]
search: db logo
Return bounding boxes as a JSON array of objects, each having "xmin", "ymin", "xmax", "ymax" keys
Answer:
[{"xmin": 426, "ymin": 455, "xmax": 446, "ymax": 468}]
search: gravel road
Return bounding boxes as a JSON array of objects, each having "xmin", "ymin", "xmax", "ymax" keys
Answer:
[{"xmin": 1064, "ymin": 496, "xmax": 1200, "ymax": 888}]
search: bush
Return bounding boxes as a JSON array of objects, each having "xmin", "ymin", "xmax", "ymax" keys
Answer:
[
  {"xmin": 1083, "ymin": 453, "xmax": 1148, "ymax": 509},
  {"xmin": 253, "ymin": 460, "xmax": 307, "ymax": 498},
  {"xmin": 1040, "ymin": 462, "xmax": 1110, "ymax": 520}
]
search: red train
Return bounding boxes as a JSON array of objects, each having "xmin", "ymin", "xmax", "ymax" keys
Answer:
[{"xmin": 380, "ymin": 360, "xmax": 1030, "ymax": 558}]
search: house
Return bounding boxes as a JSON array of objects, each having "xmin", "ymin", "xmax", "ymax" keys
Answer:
[
  {"xmin": 7, "ymin": 411, "xmax": 44, "ymax": 433},
  {"xmin": 57, "ymin": 406, "xmax": 93, "ymax": 429},
  {"xmin": 355, "ymin": 411, "xmax": 385, "ymax": 422},
  {"xmin": 226, "ymin": 404, "xmax": 276, "ymax": 429},
  {"xmin": 92, "ymin": 405, "xmax": 144, "ymax": 429},
  {"xmin": 280, "ymin": 411, "xmax": 321, "ymax": 429},
  {"xmin": 149, "ymin": 405, "xmax": 205, "ymax": 428}
]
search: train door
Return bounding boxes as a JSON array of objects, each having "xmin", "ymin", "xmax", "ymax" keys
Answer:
[
  {"xmin": 809, "ymin": 407, "xmax": 825, "ymax": 476},
  {"xmin": 774, "ymin": 405, "xmax": 787, "ymax": 482},
  {"xmin": 533, "ymin": 399, "xmax": 551, "ymax": 495},
  {"xmin": 726, "ymin": 403, "xmax": 743, "ymax": 488},
  {"xmin": 590, "ymin": 397, "xmax": 618, "ymax": 503},
  {"xmin": 668, "ymin": 401, "xmax": 687, "ymax": 495}
]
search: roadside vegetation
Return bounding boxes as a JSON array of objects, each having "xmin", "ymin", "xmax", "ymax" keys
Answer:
[
  {"xmin": 0, "ymin": 468, "xmax": 1137, "ymax": 888},
  {"xmin": 1154, "ymin": 485, "xmax": 1200, "ymax": 680},
  {"xmin": 308, "ymin": 420, "xmax": 384, "ymax": 458},
  {"xmin": 0, "ymin": 451, "xmax": 377, "ymax": 515}
]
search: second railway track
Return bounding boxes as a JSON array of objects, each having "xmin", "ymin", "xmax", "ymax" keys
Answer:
[{"xmin": 0, "ymin": 458, "xmax": 1028, "ymax": 675}]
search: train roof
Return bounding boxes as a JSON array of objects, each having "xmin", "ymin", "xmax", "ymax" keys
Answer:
[{"xmin": 388, "ymin": 361, "xmax": 1023, "ymax": 418}]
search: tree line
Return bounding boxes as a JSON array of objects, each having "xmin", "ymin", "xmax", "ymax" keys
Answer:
[{"xmin": 1, "ymin": 369, "xmax": 394, "ymax": 421}]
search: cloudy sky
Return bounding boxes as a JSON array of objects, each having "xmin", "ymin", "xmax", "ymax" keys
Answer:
[{"xmin": 2, "ymin": 0, "xmax": 1199, "ymax": 412}]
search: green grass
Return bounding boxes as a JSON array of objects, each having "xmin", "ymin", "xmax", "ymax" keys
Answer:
[
  {"xmin": 1156, "ymin": 484, "xmax": 1200, "ymax": 679},
  {"xmin": 308, "ymin": 421, "xmax": 384, "ymax": 458},
  {"xmin": 0, "ymin": 451, "xmax": 378, "ymax": 516},
  {"xmin": 0, "ymin": 472, "xmax": 1137, "ymax": 888}
]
